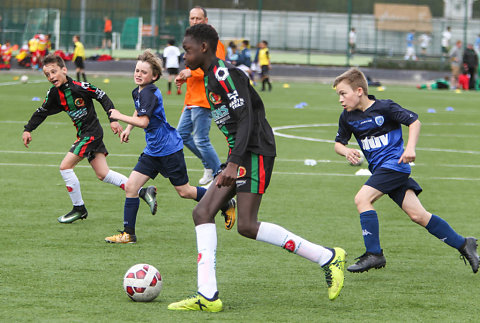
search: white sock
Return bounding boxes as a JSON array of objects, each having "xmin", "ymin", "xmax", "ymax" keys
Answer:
[
  {"xmin": 102, "ymin": 170, "xmax": 128, "ymax": 190},
  {"xmin": 256, "ymin": 222, "xmax": 334, "ymax": 266},
  {"xmin": 60, "ymin": 169, "xmax": 84, "ymax": 206},
  {"xmin": 195, "ymin": 223, "xmax": 218, "ymax": 299}
]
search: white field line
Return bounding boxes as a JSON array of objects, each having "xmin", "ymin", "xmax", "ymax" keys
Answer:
[
  {"xmin": 1, "ymin": 162, "xmax": 479, "ymax": 181},
  {"xmin": 272, "ymin": 124, "xmax": 480, "ymax": 155},
  {"xmin": 0, "ymin": 80, "xmax": 45, "ymax": 86}
]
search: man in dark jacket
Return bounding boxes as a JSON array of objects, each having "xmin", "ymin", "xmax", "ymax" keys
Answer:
[{"xmin": 462, "ymin": 43, "xmax": 478, "ymax": 90}]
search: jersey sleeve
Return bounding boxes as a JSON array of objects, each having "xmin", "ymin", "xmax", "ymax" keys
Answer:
[
  {"xmin": 218, "ymin": 67, "xmax": 253, "ymax": 165},
  {"xmin": 334, "ymin": 112, "xmax": 352, "ymax": 145},
  {"xmin": 24, "ymin": 88, "xmax": 63, "ymax": 132},
  {"xmin": 137, "ymin": 87, "xmax": 159, "ymax": 118},
  {"xmin": 386, "ymin": 101, "xmax": 418, "ymax": 126},
  {"xmin": 80, "ymin": 82, "xmax": 116, "ymax": 122}
]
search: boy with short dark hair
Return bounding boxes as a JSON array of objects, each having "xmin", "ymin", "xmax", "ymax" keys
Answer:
[
  {"xmin": 22, "ymin": 54, "xmax": 156, "ymax": 224},
  {"xmin": 333, "ymin": 67, "xmax": 478, "ymax": 274},
  {"xmin": 168, "ymin": 23, "xmax": 346, "ymax": 312}
]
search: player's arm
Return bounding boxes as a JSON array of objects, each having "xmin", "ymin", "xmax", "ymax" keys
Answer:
[
  {"xmin": 334, "ymin": 115, "xmax": 361, "ymax": 163},
  {"xmin": 119, "ymin": 112, "xmax": 137, "ymax": 143},
  {"xmin": 399, "ymin": 119, "xmax": 421, "ymax": 164},
  {"xmin": 109, "ymin": 108, "xmax": 149, "ymax": 129},
  {"xmin": 84, "ymin": 84, "xmax": 124, "ymax": 135},
  {"xmin": 23, "ymin": 91, "xmax": 62, "ymax": 148}
]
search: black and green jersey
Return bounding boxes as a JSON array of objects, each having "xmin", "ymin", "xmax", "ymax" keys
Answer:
[
  {"xmin": 204, "ymin": 59, "xmax": 276, "ymax": 165},
  {"xmin": 24, "ymin": 76, "xmax": 115, "ymax": 138}
]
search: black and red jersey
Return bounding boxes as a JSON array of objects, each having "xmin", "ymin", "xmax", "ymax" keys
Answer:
[
  {"xmin": 204, "ymin": 59, "xmax": 276, "ymax": 165},
  {"xmin": 24, "ymin": 76, "xmax": 115, "ymax": 138}
]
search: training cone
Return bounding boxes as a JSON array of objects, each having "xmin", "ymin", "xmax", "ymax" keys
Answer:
[
  {"xmin": 283, "ymin": 83, "xmax": 290, "ymax": 88},
  {"xmin": 103, "ymin": 78, "xmax": 110, "ymax": 83}
]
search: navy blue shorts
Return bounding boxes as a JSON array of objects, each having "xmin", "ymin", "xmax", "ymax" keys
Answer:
[
  {"xmin": 364, "ymin": 168, "xmax": 422, "ymax": 207},
  {"xmin": 133, "ymin": 150, "xmax": 189, "ymax": 186}
]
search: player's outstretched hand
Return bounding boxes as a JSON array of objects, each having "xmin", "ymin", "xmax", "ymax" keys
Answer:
[
  {"xmin": 216, "ymin": 162, "xmax": 238, "ymax": 188},
  {"xmin": 110, "ymin": 121, "xmax": 124, "ymax": 137},
  {"xmin": 120, "ymin": 130, "xmax": 130, "ymax": 143},
  {"xmin": 175, "ymin": 69, "xmax": 192, "ymax": 88},
  {"xmin": 398, "ymin": 147, "xmax": 416, "ymax": 164},
  {"xmin": 22, "ymin": 131, "xmax": 32, "ymax": 148}
]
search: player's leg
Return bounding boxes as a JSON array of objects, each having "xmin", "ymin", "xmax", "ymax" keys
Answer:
[
  {"xmin": 168, "ymin": 184, "xmax": 234, "ymax": 312},
  {"xmin": 401, "ymin": 189, "xmax": 478, "ymax": 273},
  {"xmin": 348, "ymin": 184, "xmax": 386, "ymax": 273},
  {"xmin": 89, "ymin": 152, "xmax": 127, "ymax": 188},
  {"xmin": 238, "ymin": 192, "xmax": 345, "ymax": 300},
  {"xmin": 167, "ymin": 73, "xmax": 173, "ymax": 94},
  {"xmin": 58, "ymin": 152, "xmax": 88, "ymax": 223},
  {"xmin": 105, "ymin": 171, "xmax": 150, "ymax": 244},
  {"xmin": 190, "ymin": 107, "xmax": 221, "ymax": 184}
]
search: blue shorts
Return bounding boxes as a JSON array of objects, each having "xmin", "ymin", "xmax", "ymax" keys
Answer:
[
  {"xmin": 133, "ymin": 150, "xmax": 189, "ymax": 186},
  {"xmin": 365, "ymin": 168, "xmax": 422, "ymax": 207}
]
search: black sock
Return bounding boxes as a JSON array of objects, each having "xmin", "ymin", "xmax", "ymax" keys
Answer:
[
  {"xmin": 76, "ymin": 72, "xmax": 80, "ymax": 81},
  {"xmin": 168, "ymin": 82, "xmax": 171, "ymax": 91},
  {"xmin": 267, "ymin": 78, "xmax": 272, "ymax": 91},
  {"xmin": 262, "ymin": 79, "xmax": 266, "ymax": 90},
  {"xmin": 82, "ymin": 73, "xmax": 87, "ymax": 82},
  {"xmin": 124, "ymin": 226, "xmax": 135, "ymax": 235}
]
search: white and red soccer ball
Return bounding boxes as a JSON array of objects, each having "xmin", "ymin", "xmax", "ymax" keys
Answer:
[{"xmin": 123, "ymin": 264, "xmax": 162, "ymax": 302}]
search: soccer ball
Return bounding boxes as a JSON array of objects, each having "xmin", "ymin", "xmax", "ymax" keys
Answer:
[
  {"xmin": 349, "ymin": 149, "xmax": 364, "ymax": 166},
  {"xmin": 123, "ymin": 264, "xmax": 162, "ymax": 302},
  {"xmin": 20, "ymin": 75, "xmax": 29, "ymax": 84}
]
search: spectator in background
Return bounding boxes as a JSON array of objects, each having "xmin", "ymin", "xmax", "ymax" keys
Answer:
[
  {"xmin": 441, "ymin": 26, "xmax": 452, "ymax": 61},
  {"xmin": 462, "ymin": 43, "xmax": 478, "ymax": 90},
  {"xmin": 404, "ymin": 30, "xmax": 416, "ymax": 61},
  {"xmin": 73, "ymin": 35, "xmax": 87, "ymax": 82},
  {"xmin": 474, "ymin": 34, "xmax": 480, "ymax": 54},
  {"xmin": 227, "ymin": 42, "xmax": 238, "ymax": 64},
  {"xmin": 258, "ymin": 40, "xmax": 272, "ymax": 91},
  {"xmin": 237, "ymin": 40, "xmax": 253, "ymax": 80},
  {"xmin": 419, "ymin": 32, "xmax": 431, "ymax": 58},
  {"xmin": 348, "ymin": 27, "xmax": 357, "ymax": 57},
  {"xmin": 449, "ymin": 40, "xmax": 463, "ymax": 89},
  {"xmin": 163, "ymin": 39, "xmax": 182, "ymax": 95},
  {"xmin": 102, "ymin": 16, "xmax": 112, "ymax": 51}
]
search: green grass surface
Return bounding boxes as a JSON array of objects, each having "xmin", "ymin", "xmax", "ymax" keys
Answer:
[{"xmin": 1, "ymin": 73, "xmax": 479, "ymax": 322}]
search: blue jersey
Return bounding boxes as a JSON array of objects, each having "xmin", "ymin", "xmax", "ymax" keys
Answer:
[
  {"xmin": 335, "ymin": 95, "xmax": 418, "ymax": 174},
  {"xmin": 132, "ymin": 83, "xmax": 183, "ymax": 157},
  {"xmin": 406, "ymin": 33, "xmax": 414, "ymax": 47}
]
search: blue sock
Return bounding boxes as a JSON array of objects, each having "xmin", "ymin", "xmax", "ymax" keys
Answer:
[
  {"xmin": 360, "ymin": 210, "xmax": 382, "ymax": 254},
  {"xmin": 123, "ymin": 197, "xmax": 140, "ymax": 234},
  {"xmin": 195, "ymin": 186, "xmax": 207, "ymax": 202},
  {"xmin": 425, "ymin": 214, "xmax": 465, "ymax": 249}
]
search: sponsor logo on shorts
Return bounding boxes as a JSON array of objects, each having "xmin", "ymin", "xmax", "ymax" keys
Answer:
[
  {"xmin": 74, "ymin": 98, "xmax": 85, "ymax": 107},
  {"xmin": 237, "ymin": 166, "xmax": 247, "ymax": 178}
]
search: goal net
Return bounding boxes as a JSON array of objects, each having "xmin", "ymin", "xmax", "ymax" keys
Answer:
[{"xmin": 23, "ymin": 8, "xmax": 60, "ymax": 49}]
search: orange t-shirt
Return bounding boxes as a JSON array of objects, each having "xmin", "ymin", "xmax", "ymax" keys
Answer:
[
  {"xmin": 104, "ymin": 19, "xmax": 112, "ymax": 33},
  {"xmin": 184, "ymin": 40, "xmax": 225, "ymax": 109}
]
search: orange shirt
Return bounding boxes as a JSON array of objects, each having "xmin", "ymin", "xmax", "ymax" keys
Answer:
[
  {"xmin": 184, "ymin": 40, "xmax": 225, "ymax": 109},
  {"xmin": 104, "ymin": 19, "xmax": 112, "ymax": 33}
]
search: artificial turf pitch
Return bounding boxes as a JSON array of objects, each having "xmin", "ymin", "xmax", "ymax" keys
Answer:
[{"xmin": 1, "ymin": 72, "xmax": 479, "ymax": 322}]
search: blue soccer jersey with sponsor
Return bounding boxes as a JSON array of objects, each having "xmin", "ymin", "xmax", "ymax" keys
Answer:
[
  {"xmin": 335, "ymin": 95, "xmax": 418, "ymax": 173},
  {"xmin": 132, "ymin": 83, "xmax": 183, "ymax": 157}
]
